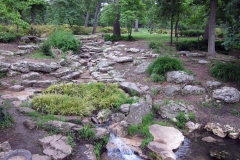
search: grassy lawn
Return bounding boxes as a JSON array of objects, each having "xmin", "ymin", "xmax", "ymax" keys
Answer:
[{"xmin": 122, "ymin": 28, "xmax": 199, "ymax": 43}]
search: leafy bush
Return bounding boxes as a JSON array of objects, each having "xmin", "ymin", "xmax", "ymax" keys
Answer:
[
  {"xmin": 48, "ymin": 30, "xmax": 81, "ymax": 53},
  {"xmin": 210, "ymin": 62, "xmax": 240, "ymax": 84},
  {"xmin": 103, "ymin": 34, "xmax": 123, "ymax": 42},
  {"xmin": 156, "ymin": 29, "xmax": 168, "ymax": 34},
  {"xmin": 40, "ymin": 40, "xmax": 53, "ymax": 57},
  {"xmin": 0, "ymin": 71, "xmax": 7, "ymax": 79},
  {"xmin": 179, "ymin": 30, "xmax": 204, "ymax": 37},
  {"xmin": 71, "ymin": 25, "xmax": 91, "ymax": 35},
  {"xmin": 151, "ymin": 73, "xmax": 165, "ymax": 82},
  {"xmin": 102, "ymin": 26, "xmax": 113, "ymax": 33},
  {"xmin": 0, "ymin": 32, "xmax": 17, "ymax": 42},
  {"xmin": 31, "ymin": 83, "xmax": 135, "ymax": 116},
  {"xmin": 148, "ymin": 41, "xmax": 163, "ymax": 50},
  {"xmin": 146, "ymin": 55, "xmax": 185, "ymax": 76},
  {"xmin": 0, "ymin": 105, "xmax": 14, "ymax": 129},
  {"xmin": 120, "ymin": 28, "xmax": 128, "ymax": 34},
  {"xmin": 176, "ymin": 39, "xmax": 230, "ymax": 54},
  {"xmin": 78, "ymin": 125, "xmax": 95, "ymax": 140},
  {"xmin": 176, "ymin": 112, "xmax": 188, "ymax": 129}
]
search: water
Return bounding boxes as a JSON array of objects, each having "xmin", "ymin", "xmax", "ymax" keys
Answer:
[
  {"xmin": 107, "ymin": 132, "xmax": 142, "ymax": 160},
  {"xmin": 175, "ymin": 138, "xmax": 191, "ymax": 159}
]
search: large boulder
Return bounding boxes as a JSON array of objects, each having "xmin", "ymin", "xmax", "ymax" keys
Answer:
[
  {"xmin": 182, "ymin": 85, "xmax": 205, "ymax": 95},
  {"xmin": 149, "ymin": 124, "xmax": 184, "ymax": 150},
  {"xmin": 114, "ymin": 56, "xmax": 133, "ymax": 63},
  {"xmin": 39, "ymin": 134, "xmax": 73, "ymax": 160},
  {"xmin": 97, "ymin": 109, "xmax": 111, "ymax": 124},
  {"xmin": 167, "ymin": 71, "xmax": 194, "ymax": 84},
  {"xmin": 126, "ymin": 101, "xmax": 151, "ymax": 125},
  {"xmin": 10, "ymin": 61, "xmax": 30, "ymax": 73},
  {"xmin": 213, "ymin": 87, "xmax": 240, "ymax": 103},
  {"xmin": 74, "ymin": 144, "xmax": 97, "ymax": 160},
  {"xmin": 120, "ymin": 82, "xmax": 142, "ymax": 96},
  {"xmin": 50, "ymin": 67, "xmax": 74, "ymax": 78},
  {"xmin": 28, "ymin": 62, "xmax": 52, "ymax": 73},
  {"xmin": 0, "ymin": 50, "xmax": 14, "ymax": 56},
  {"xmin": 134, "ymin": 62, "xmax": 150, "ymax": 74},
  {"xmin": 21, "ymin": 72, "xmax": 41, "ymax": 80},
  {"xmin": 0, "ymin": 62, "xmax": 10, "ymax": 72}
]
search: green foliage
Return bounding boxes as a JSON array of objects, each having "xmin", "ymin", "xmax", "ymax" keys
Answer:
[
  {"xmin": 188, "ymin": 112, "xmax": 197, "ymax": 122},
  {"xmin": 40, "ymin": 40, "xmax": 53, "ymax": 57},
  {"xmin": 176, "ymin": 40, "xmax": 230, "ymax": 54},
  {"xmin": 156, "ymin": 29, "xmax": 168, "ymax": 34},
  {"xmin": 71, "ymin": 25, "xmax": 91, "ymax": 35},
  {"xmin": 210, "ymin": 63, "xmax": 240, "ymax": 84},
  {"xmin": 30, "ymin": 50, "xmax": 55, "ymax": 59},
  {"xmin": 146, "ymin": 55, "xmax": 185, "ymax": 76},
  {"xmin": 176, "ymin": 112, "xmax": 188, "ymax": 129},
  {"xmin": 151, "ymin": 74, "xmax": 165, "ymax": 82},
  {"xmin": 148, "ymin": 41, "xmax": 163, "ymax": 50},
  {"xmin": 78, "ymin": 125, "xmax": 95, "ymax": 141},
  {"xmin": 31, "ymin": 83, "xmax": 135, "ymax": 116},
  {"xmin": 48, "ymin": 30, "xmax": 81, "ymax": 53},
  {"xmin": 94, "ymin": 136, "xmax": 109, "ymax": 160},
  {"xmin": 0, "ymin": 72, "xmax": 7, "ymax": 79},
  {"xmin": 103, "ymin": 34, "xmax": 123, "ymax": 42},
  {"xmin": 0, "ymin": 105, "xmax": 14, "ymax": 129},
  {"xmin": 102, "ymin": 27, "xmax": 113, "ymax": 33},
  {"xmin": 179, "ymin": 30, "xmax": 204, "ymax": 37},
  {"xmin": 0, "ymin": 32, "xmax": 17, "ymax": 43}
]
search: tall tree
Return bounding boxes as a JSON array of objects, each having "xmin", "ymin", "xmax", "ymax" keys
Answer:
[
  {"xmin": 92, "ymin": 1, "xmax": 102, "ymax": 34},
  {"xmin": 208, "ymin": 0, "xmax": 217, "ymax": 57},
  {"xmin": 28, "ymin": 0, "xmax": 47, "ymax": 25}
]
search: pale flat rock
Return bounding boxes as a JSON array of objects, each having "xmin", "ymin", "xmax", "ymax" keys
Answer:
[
  {"xmin": 167, "ymin": 71, "xmax": 194, "ymax": 84},
  {"xmin": 8, "ymin": 85, "xmax": 24, "ymax": 92},
  {"xmin": 120, "ymin": 82, "xmax": 142, "ymax": 96},
  {"xmin": 114, "ymin": 56, "xmax": 133, "ymax": 63},
  {"xmin": 134, "ymin": 62, "xmax": 150, "ymax": 74},
  {"xmin": 28, "ymin": 62, "xmax": 52, "ymax": 73},
  {"xmin": 202, "ymin": 136, "xmax": 216, "ymax": 143},
  {"xmin": 182, "ymin": 85, "xmax": 205, "ymax": 95},
  {"xmin": 17, "ymin": 107, "xmax": 35, "ymax": 114},
  {"xmin": 21, "ymin": 72, "xmax": 41, "ymax": 80},
  {"xmin": 94, "ymin": 128, "xmax": 109, "ymax": 139},
  {"xmin": 10, "ymin": 61, "xmax": 30, "ymax": 73},
  {"xmin": 0, "ymin": 50, "xmax": 14, "ymax": 56},
  {"xmin": 213, "ymin": 87, "xmax": 240, "ymax": 103},
  {"xmin": 149, "ymin": 124, "xmax": 184, "ymax": 150},
  {"xmin": 0, "ymin": 61, "xmax": 10, "ymax": 72},
  {"xmin": 32, "ymin": 154, "xmax": 51, "ymax": 160},
  {"xmin": 12, "ymin": 101, "xmax": 22, "ymax": 107},
  {"xmin": 42, "ymin": 120, "xmax": 82, "ymax": 133},
  {"xmin": 206, "ymin": 81, "xmax": 222, "ymax": 89}
]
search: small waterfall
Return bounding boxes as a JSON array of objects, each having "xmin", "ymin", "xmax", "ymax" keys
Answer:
[
  {"xmin": 107, "ymin": 132, "xmax": 142, "ymax": 160},
  {"xmin": 175, "ymin": 138, "xmax": 191, "ymax": 159}
]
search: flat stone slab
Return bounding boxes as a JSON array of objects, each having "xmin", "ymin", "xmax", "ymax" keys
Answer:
[
  {"xmin": 213, "ymin": 87, "xmax": 240, "ymax": 103},
  {"xmin": 114, "ymin": 56, "xmax": 133, "ymax": 63},
  {"xmin": 167, "ymin": 71, "xmax": 194, "ymax": 84}
]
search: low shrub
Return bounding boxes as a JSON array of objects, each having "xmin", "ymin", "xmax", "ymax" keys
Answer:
[
  {"xmin": 179, "ymin": 30, "xmax": 204, "ymax": 37},
  {"xmin": 210, "ymin": 62, "xmax": 240, "ymax": 84},
  {"xmin": 148, "ymin": 41, "xmax": 163, "ymax": 50},
  {"xmin": 31, "ymin": 83, "xmax": 135, "ymax": 116},
  {"xmin": 78, "ymin": 125, "xmax": 95, "ymax": 140},
  {"xmin": 146, "ymin": 55, "xmax": 185, "ymax": 76},
  {"xmin": 103, "ymin": 34, "xmax": 123, "ymax": 42},
  {"xmin": 0, "ymin": 105, "xmax": 14, "ymax": 129},
  {"xmin": 151, "ymin": 73, "xmax": 165, "ymax": 82},
  {"xmin": 102, "ymin": 26, "xmax": 113, "ymax": 33},
  {"xmin": 156, "ymin": 29, "xmax": 168, "ymax": 34},
  {"xmin": 40, "ymin": 40, "xmax": 53, "ymax": 57},
  {"xmin": 0, "ymin": 32, "xmax": 17, "ymax": 43},
  {"xmin": 120, "ymin": 28, "xmax": 128, "ymax": 34},
  {"xmin": 71, "ymin": 25, "xmax": 91, "ymax": 35},
  {"xmin": 48, "ymin": 30, "xmax": 81, "ymax": 53},
  {"xmin": 176, "ymin": 39, "xmax": 230, "ymax": 54},
  {"xmin": 176, "ymin": 112, "xmax": 188, "ymax": 129}
]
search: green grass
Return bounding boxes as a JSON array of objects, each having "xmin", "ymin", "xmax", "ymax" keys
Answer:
[
  {"xmin": 122, "ymin": 28, "xmax": 198, "ymax": 43},
  {"xmin": 30, "ymin": 50, "xmax": 56, "ymax": 59}
]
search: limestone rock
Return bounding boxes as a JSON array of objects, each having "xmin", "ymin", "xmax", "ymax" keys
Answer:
[
  {"xmin": 50, "ymin": 67, "xmax": 74, "ymax": 78},
  {"xmin": 120, "ymin": 104, "xmax": 130, "ymax": 113},
  {"xmin": 17, "ymin": 107, "xmax": 35, "ymax": 114},
  {"xmin": 134, "ymin": 62, "xmax": 150, "ymax": 74},
  {"xmin": 185, "ymin": 121, "xmax": 201, "ymax": 132},
  {"xmin": 120, "ymin": 82, "xmax": 142, "ymax": 96},
  {"xmin": 154, "ymin": 84, "xmax": 181, "ymax": 96},
  {"xmin": 42, "ymin": 120, "xmax": 82, "ymax": 133},
  {"xmin": 159, "ymin": 102, "xmax": 187, "ymax": 119},
  {"xmin": 213, "ymin": 87, "xmax": 240, "ymax": 103},
  {"xmin": 21, "ymin": 72, "xmax": 41, "ymax": 80},
  {"xmin": 39, "ymin": 134, "xmax": 72, "ymax": 160},
  {"xmin": 18, "ymin": 45, "xmax": 39, "ymax": 50},
  {"xmin": 97, "ymin": 109, "xmax": 111, "ymax": 124},
  {"xmin": 50, "ymin": 62, "xmax": 61, "ymax": 71},
  {"xmin": 114, "ymin": 56, "xmax": 133, "ymax": 63},
  {"xmin": 108, "ymin": 122, "xmax": 127, "ymax": 137},
  {"xmin": 0, "ymin": 50, "xmax": 14, "ymax": 56},
  {"xmin": 32, "ymin": 154, "xmax": 51, "ymax": 160},
  {"xmin": 10, "ymin": 61, "xmax": 30, "ymax": 73},
  {"xmin": 204, "ymin": 123, "xmax": 227, "ymax": 138},
  {"xmin": 28, "ymin": 62, "xmax": 52, "ymax": 73},
  {"xmin": 182, "ymin": 85, "xmax": 205, "ymax": 95},
  {"xmin": 112, "ymin": 113, "xmax": 125, "ymax": 123},
  {"xmin": 7, "ymin": 70, "xmax": 18, "ymax": 77},
  {"xmin": 8, "ymin": 85, "xmax": 24, "ymax": 92},
  {"xmin": 126, "ymin": 48, "xmax": 139, "ymax": 53},
  {"xmin": 0, "ymin": 141, "xmax": 11, "ymax": 152},
  {"xmin": 126, "ymin": 102, "xmax": 151, "ymax": 125},
  {"xmin": 60, "ymin": 71, "xmax": 82, "ymax": 80},
  {"xmin": 167, "ymin": 71, "xmax": 194, "ymax": 84},
  {"xmin": 74, "ymin": 144, "xmax": 97, "ymax": 160},
  {"xmin": 206, "ymin": 81, "xmax": 222, "ymax": 89},
  {"xmin": 32, "ymin": 80, "xmax": 56, "ymax": 88},
  {"xmin": 0, "ymin": 62, "xmax": 10, "ymax": 72},
  {"xmin": 94, "ymin": 128, "xmax": 109, "ymax": 139},
  {"xmin": 201, "ymin": 136, "xmax": 216, "ymax": 143},
  {"xmin": 23, "ymin": 119, "xmax": 38, "ymax": 130},
  {"xmin": 149, "ymin": 124, "xmax": 184, "ymax": 150}
]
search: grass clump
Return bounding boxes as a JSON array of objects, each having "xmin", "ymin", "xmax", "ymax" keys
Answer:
[
  {"xmin": 48, "ymin": 30, "xmax": 81, "ymax": 53},
  {"xmin": 148, "ymin": 41, "xmax": 163, "ymax": 54},
  {"xmin": 176, "ymin": 112, "xmax": 188, "ymax": 129},
  {"xmin": 210, "ymin": 62, "xmax": 240, "ymax": 84},
  {"xmin": 31, "ymin": 82, "xmax": 135, "ymax": 117},
  {"xmin": 0, "ymin": 105, "xmax": 14, "ymax": 129},
  {"xmin": 0, "ymin": 32, "xmax": 17, "ymax": 42},
  {"xmin": 40, "ymin": 40, "xmax": 53, "ymax": 57},
  {"xmin": 146, "ymin": 55, "xmax": 185, "ymax": 82},
  {"xmin": 78, "ymin": 125, "xmax": 96, "ymax": 141}
]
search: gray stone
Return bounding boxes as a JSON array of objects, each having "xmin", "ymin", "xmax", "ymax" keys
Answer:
[
  {"xmin": 32, "ymin": 154, "xmax": 51, "ymax": 160},
  {"xmin": 159, "ymin": 103, "xmax": 187, "ymax": 119},
  {"xmin": 182, "ymin": 85, "xmax": 205, "ymax": 95},
  {"xmin": 89, "ymin": 47, "xmax": 103, "ymax": 53},
  {"xmin": 18, "ymin": 45, "xmax": 39, "ymax": 50},
  {"xmin": 126, "ymin": 48, "xmax": 139, "ymax": 53},
  {"xmin": 0, "ymin": 50, "xmax": 14, "ymax": 56},
  {"xmin": 32, "ymin": 80, "xmax": 56, "ymax": 88},
  {"xmin": 213, "ymin": 87, "xmax": 240, "ymax": 103},
  {"xmin": 108, "ymin": 122, "xmax": 127, "ymax": 137},
  {"xmin": 120, "ymin": 82, "xmax": 142, "ymax": 96},
  {"xmin": 201, "ymin": 136, "xmax": 216, "ymax": 143},
  {"xmin": 155, "ymin": 85, "xmax": 181, "ymax": 96},
  {"xmin": 61, "ymin": 71, "xmax": 82, "ymax": 80},
  {"xmin": 39, "ymin": 134, "xmax": 72, "ymax": 160},
  {"xmin": 0, "ymin": 141, "xmax": 11, "ymax": 152},
  {"xmin": 198, "ymin": 60, "xmax": 210, "ymax": 64},
  {"xmin": 23, "ymin": 119, "xmax": 38, "ymax": 130},
  {"xmin": 42, "ymin": 120, "xmax": 82, "ymax": 133},
  {"xmin": 21, "ymin": 72, "xmax": 41, "ymax": 80},
  {"xmin": 10, "ymin": 61, "xmax": 30, "ymax": 73},
  {"xmin": 185, "ymin": 121, "xmax": 201, "ymax": 132},
  {"xmin": 112, "ymin": 113, "xmax": 125, "ymax": 123},
  {"xmin": 74, "ymin": 144, "xmax": 97, "ymax": 160},
  {"xmin": 206, "ymin": 81, "xmax": 222, "ymax": 89},
  {"xmin": 21, "ymin": 80, "xmax": 36, "ymax": 87},
  {"xmin": 15, "ymin": 49, "xmax": 31, "ymax": 55},
  {"xmin": 9, "ymin": 85, "xmax": 24, "ymax": 92},
  {"xmin": 3, "ymin": 149, "xmax": 32, "ymax": 160},
  {"xmin": 126, "ymin": 102, "xmax": 151, "ymax": 125},
  {"xmin": 50, "ymin": 62, "xmax": 61, "ymax": 71},
  {"xmin": 167, "ymin": 71, "xmax": 194, "ymax": 84},
  {"xmin": 120, "ymin": 104, "xmax": 130, "ymax": 113},
  {"xmin": 94, "ymin": 128, "xmax": 109, "ymax": 139},
  {"xmin": 97, "ymin": 109, "xmax": 111, "ymax": 124},
  {"xmin": 7, "ymin": 70, "xmax": 18, "ymax": 77},
  {"xmin": 50, "ymin": 67, "xmax": 74, "ymax": 78},
  {"xmin": 114, "ymin": 56, "xmax": 133, "ymax": 63},
  {"xmin": 28, "ymin": 62, "xmax": 52, "ymax": 73},
  {"xmin": 59, "ymin": 58, "xmax": 68, "ymax": 66},
  {"xmin": 134, "ymin": 62, "xmax": 150, "ymax": 74},
  {"xmin": 0, "ymin": 62, "xmax": 10, "ymax": 72}
]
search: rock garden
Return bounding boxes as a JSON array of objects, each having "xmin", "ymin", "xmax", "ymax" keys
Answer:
[{"xmin": 0, "ymin": 31, "xmax": 240, "ymax": 160}]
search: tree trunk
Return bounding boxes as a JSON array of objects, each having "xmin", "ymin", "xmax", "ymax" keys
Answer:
[
  {"xmin": 113, "ymin": 13, "xmax": 121, "ymax": 36},
  {"xmin": 92, "ymin": 2, "xmax": 101, "ymax": 34},
  {"xmin": 208, "ymin": 0, "xmax": 217, "ymax": 57},
  {"xmin": 134, "ymin": 19, "xmax": 139, "ymax": 32},
  {"xmin": 84, "ymin": 11, "xmax": 90, "ymax": 27},
  {"xmin": 170, "ymin": 13, "xmax": 174, "ymax": 46},
  {"xmin": 19, "ymin": 10, "xmax": 24, "ymax": 20},
  {"xmin": 175, "ymin": 14, "xmax": 179, "ymax": 39},
  {"xmin": 203, "ymin": 20, "xmax": 209, "ymax": 39},
  {"xmin": 31, "ymin": 9, "xmax": 35, "ymax": 25}
]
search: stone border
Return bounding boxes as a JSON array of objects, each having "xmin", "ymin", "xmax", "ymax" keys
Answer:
[{"xmin": 3, "ymin": 149, "xmax": 32, "ymax": 160}]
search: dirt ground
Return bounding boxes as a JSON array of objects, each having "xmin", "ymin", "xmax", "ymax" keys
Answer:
[{"xmin": 0, "ymin": 38, "xmax": 240, "ymax": 159}]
